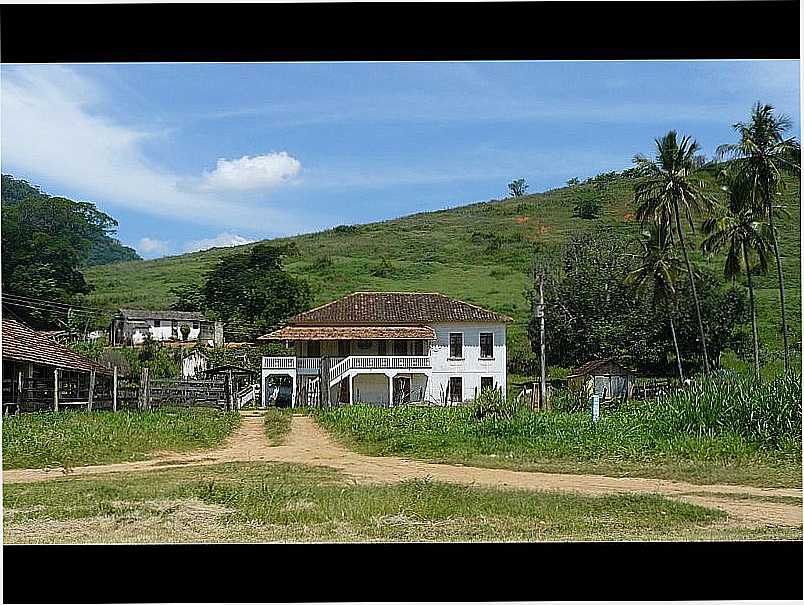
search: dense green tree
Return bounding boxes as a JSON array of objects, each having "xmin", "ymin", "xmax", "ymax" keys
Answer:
[
  {"xmin": 200, "ymin": 243, "xmax": 312, "ymax": 340},
  {"xmin": 633, "ymin": 131, "xmax": 716, "ymax": 372},
  {"xmin": 528, "ymin": 229, "xmax": 746, "ymax": 375},
  {"xmin": 1, "ymin": 175, "xmax": 140, "ymax": 266},
  {"xmin": 716, "ymin": 103, "xmax": 801, "ymax": 372},
  {"xmin": 2, "ymin": 196, "xmax": 100, "ymax": 326}
]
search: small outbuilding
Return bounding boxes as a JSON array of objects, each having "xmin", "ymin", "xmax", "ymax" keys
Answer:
[{"xmin": 567, "ymin": 358, "xmax": 634, "ymax": 400}]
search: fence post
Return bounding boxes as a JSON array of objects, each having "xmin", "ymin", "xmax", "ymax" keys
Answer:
[
  {"xmin": 53, "ymin": 369, "xmax": 60, "ymax": 411},
  {"xmin": 112, "ymin": 366, "xmax": 118, "ymax": 412},
  {"xmin": 87, "ymin": 370, "xmax": 96, "ymax": 411},
  {"xmin": 140, "ymin": 367, "xmax": 150, "ymax": 410}
]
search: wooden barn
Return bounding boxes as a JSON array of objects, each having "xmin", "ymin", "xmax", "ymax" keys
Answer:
[
  {"xmin": 567, "ymin": 359, "xmax": 634, "ymax": 400},
  {"xmin": 2, "ymin": 318, "xmax": 112, "ymax": 413}
]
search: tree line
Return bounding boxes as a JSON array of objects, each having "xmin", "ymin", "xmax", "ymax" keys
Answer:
[{"xmin": 529, "ymin": 102, "xmax": 800, "ymax": 379}]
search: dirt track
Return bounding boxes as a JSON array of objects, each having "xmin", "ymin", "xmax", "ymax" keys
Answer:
[{"xmin": 4, "ymin": 412, "xmax": 802, "ymax": 528}]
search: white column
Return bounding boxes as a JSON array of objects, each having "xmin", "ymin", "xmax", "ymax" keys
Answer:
[
  {"xmin": 388, "ymin": 374, "xmax": 393, "ymax": 407},
  {"xmin": 291, "ymin": 374, "xmax": 297, "ymax": 408},
  {"xmin": 349, "ymin": 373, "xmax": 354, "ymax": 405}
]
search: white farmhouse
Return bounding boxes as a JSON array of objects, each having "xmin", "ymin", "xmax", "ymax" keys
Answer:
[
  {"xmin": 260, "ymin": 291, "xmax": 511, "ymax": 407},
  {"xmin": 111, "ymin": 309, "xmax": 223, "ymax": 346}
]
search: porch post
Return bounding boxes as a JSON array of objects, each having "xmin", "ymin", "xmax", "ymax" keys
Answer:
[
  {"xmin": 349, "ymin": 373, "xmax": 354, "ymax": 405},
  {"xmin": 87, "ymin": 370, "xmax": 96, "ymax": 411},
  {"xmin": 291, "ymin": 375, "xmax": 297, "ymax": 408},
  {"xmin": 388, "ymin": 374, "xmax": 393, "ymax": 407},
  {"xmin": 53, "ymin": 369, "xmax": 59, "ymax": 411}
]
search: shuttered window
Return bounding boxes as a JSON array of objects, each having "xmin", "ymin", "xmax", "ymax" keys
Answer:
[
  {"xmin": 481, "ymin": 376, "xmax": 494, "ymax": 392},
  {"xmin": 413, "ymin": 340, "xmax": 424, "ymax": 356},
  {"xmin": 338, "ymin": 340, "xmax": 350, "ymax": 357},
  {"xmin": 377, "ymin": 340, "xmax": 387, "ymax": 356}
]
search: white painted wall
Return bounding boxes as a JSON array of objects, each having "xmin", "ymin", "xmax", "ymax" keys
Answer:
[
  {"xmin": 425, "ymin": 322, "xmax": 507, "ymax": 404},
  {"xmin": 145, "ymin": 319, "xmax": 201, "ymax": 342},
  {"xmin": 182, "ymin": 352, "xmax": 209, "ymax": 379}
]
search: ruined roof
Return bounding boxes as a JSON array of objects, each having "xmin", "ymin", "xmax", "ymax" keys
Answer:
[
  {"xmin": 2, "ymin": 318, "xmax": 110, "ymax": 374},
  {"xmin": 118, "ymin": 309, "xmax": 207, "ymax": 322},
  {"xmin": 260, "ymin": 325, "xmax": 437, "ymax": 341},
  {"xmin": 568, "ymin": 359, "xmax": 633, "ymax": 378},
  {"xmin": 285, "ymin": 292, "xmax": 512, "ymax": 326}
]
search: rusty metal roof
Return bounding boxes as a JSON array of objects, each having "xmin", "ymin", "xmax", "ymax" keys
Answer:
[
  {"xmin": 260, "ymin": 325, "xmax": 437, "ymax": 341},
  {"xmin": 118, "ymin": 308, "xmax": 207, "ymax": 322},
  {"xmin": 284, "ymin": 292, "xmax": 512, "ymax": 326},
  {"xmin": 567, "ymin": 358, "xmax": 633, "ymax": 378},
  {"xmin": 2, "ymin": 318, "xmax": 111, "ymax": 374}
]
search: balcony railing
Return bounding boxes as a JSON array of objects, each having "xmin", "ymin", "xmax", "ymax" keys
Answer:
[{"xmin": 263, "ymin": 356, "xmax": 431, "ymax": 382}]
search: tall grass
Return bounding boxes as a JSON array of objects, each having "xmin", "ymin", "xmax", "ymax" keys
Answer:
[
  {"xmin": 2, "ymin": 407, "xmax": 240, "ymax": 469},
  {"xmin": 316, "ymin": 372, "xmax": 802, "ymax": 484}
]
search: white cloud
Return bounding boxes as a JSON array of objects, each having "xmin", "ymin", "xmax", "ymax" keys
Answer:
[
  {"xmin": 137, "ymin": 237, "xmax": 172, "ymax": 259},
  {"xmin": 0, "ymin": 66, "xmax": 304, "ymax": 231},
  {"xmin": 200, "ymin": 153, "xmax": 301, "ymax": 192},
  {"xmin": 182, "ymin": 232, "xmax": 255, "ymax": 253}
]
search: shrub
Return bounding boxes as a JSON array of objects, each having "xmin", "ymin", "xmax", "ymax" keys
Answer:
[
  {"xmin": 472, "ymin": 389, "xmax": 519, "ymax": 420},
  {"xmin": 551, "ymin": 388, "xmax": 588, "ymax": 414}
]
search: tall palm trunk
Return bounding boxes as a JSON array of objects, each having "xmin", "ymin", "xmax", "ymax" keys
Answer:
[
  {"xmin": 669, "ymin": 315, "xmax": 684, "ymax": 381},
  {"xmin": 766, "ymin": 206, "xmax": 790, "ymax": 372},
  {"xmin": 742, "ymin": 243, "xmax": 761, "ymax": 379},
  {"xmin": 673, "ymin": 199, "xmax": 711, "ymax": 373}
]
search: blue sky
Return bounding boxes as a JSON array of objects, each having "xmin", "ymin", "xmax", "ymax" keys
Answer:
[{"xmin": 1, "ymin": 60, "xmax": 800, "ymax": 259}]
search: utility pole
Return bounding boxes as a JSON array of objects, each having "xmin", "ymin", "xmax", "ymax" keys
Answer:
[{"xmin": 538, "ymin": 272, "xmax": 547, "ymax": 411}]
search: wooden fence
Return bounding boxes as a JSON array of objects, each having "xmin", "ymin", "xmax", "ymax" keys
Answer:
[{"xmin": 3, "ymin": 366, "xmax": 251, "ymax": 414}]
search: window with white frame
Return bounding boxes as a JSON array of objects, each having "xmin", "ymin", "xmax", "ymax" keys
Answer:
[
  {"xmin": 449, "ymin": 333, "xmax": 463, "ymax": 358},
  {"xmin": 480, "ymin": 332, "xmax": 494, "ymax": 358}
]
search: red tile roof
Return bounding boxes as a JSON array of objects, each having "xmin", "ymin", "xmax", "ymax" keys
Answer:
[
  {"xmin": 2, "ymin": 318, "xmax": 110, "ymax": 373},
  {"xmin": 260, "ymin": 325, "xmax": 437, "ymax": 341},
  {"xmin": 286, "ymin": 292, "xmax": 512, "ymax": 326}
]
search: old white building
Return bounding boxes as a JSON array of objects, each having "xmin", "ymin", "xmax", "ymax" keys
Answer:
[
  {"xmin": 260, "ymin": 292, "xmax": 510, "ymax": 407},
  {"xmin": 111, "ymin": 309, "xmax": 223, "ymax": 346}
]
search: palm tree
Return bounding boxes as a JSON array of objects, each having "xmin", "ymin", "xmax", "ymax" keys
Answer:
[
  {"xmin": 717, "ymin": 102, "xmax": 801, "ymax": 372},
  {"xmin": 633, "ymin": 131, "xmax": 716, "ymax": 373},
  {"xmin": 627, "ymin": 226, "xmax": 686, "ymax": 380},
  {"xmin": 701, "ymin": 178, "xmax": 772, "ymax": 379}
]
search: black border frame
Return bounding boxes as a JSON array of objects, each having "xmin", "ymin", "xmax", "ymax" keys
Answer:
[
  {"xmin": 0, "ymin": 1, "xmax": 800, "ymax": 63},
  {"xmin": 1, "ymin": 1, "xmax": 802, "ymax": 602}
]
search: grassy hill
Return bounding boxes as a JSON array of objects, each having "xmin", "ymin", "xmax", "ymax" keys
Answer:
[{"xmin": 83, "ymin": 171, "xmax": 801, "ymax": 361}]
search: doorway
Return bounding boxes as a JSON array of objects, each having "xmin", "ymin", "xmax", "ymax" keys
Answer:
[{"xmin": 393, "ymin": 376, "xmax": 411, "ymax": 405}]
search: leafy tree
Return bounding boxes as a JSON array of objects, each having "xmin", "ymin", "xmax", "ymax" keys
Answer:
[
  {"xmin": 507, "ymin": 178, "xmax": 528, "ymax": 197},
  {"xmin": 1, "ymin": 175, "xmax": 140, "ymax": 266},
  {"xmin": 180, "ymin": 323, "xmax": 191, "ymax": 341},
  {"xmin": 527, "ymin": 229, "xmax": 746, "ymax": 375},
  {"xmin": 572, "ymin": 188, "xmax": 605, "ymax": 219},
  {"xmin": 2, "ymin": 196, "xmax": 97, "ymax": 327},
  {"xmin": 633, "ymin": 130, "xmax": 716, "ymax": 372},
  {"xmin": 566, "ymin": 177, "xmax": 580, "ymax": 187},
  {"xmin": 702, "ymin": 176, "xmax": 772, "ymax": 378},
  {"xmin": 716, "ymin": 102, "xmax": 801, "ymax": 372},
  {"xmin": 201, "ymin": 243, "xmax": 312, "ymax": 340},
  {"xmin": 169, "ymin": 284, "xmax": 207, "ymax": 312},
  {"xmin": 626, "ymin": 225, "xmax": 686, "ymax": 380}
]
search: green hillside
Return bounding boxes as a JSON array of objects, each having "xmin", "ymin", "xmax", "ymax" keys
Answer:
[{"xmin": 82, "ymin": 171, "xmax": 801, "ymax": 359}]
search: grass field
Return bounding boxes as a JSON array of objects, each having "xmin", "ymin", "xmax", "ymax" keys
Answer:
[
  {"xmin": 1, "ymin": 408, "xmax": 240, "ymax": 469},
  {"xmin": 316, "ymin": 373, "xmax": 802, "ymax": 488},
  {"xmin": 6, "ymin": 460, "xmax": 778, "ymax": 544},
  {"xmin": 82, "ymin": 172, "xmax": 801, "ymax": 358}
]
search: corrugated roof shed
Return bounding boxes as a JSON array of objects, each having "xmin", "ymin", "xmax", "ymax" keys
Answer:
[
  {"xmin": 286, "ymin": 292, "xmax": 512, "ymax": 326},
  {"xmin": 2, "ymin": 318, "xmax": 110, "ymax": 373}
]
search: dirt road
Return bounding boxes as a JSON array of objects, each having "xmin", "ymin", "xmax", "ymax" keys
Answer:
[{"xmin": 4, "ymin": 412, "xmax": 802, "ymax": 528}]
